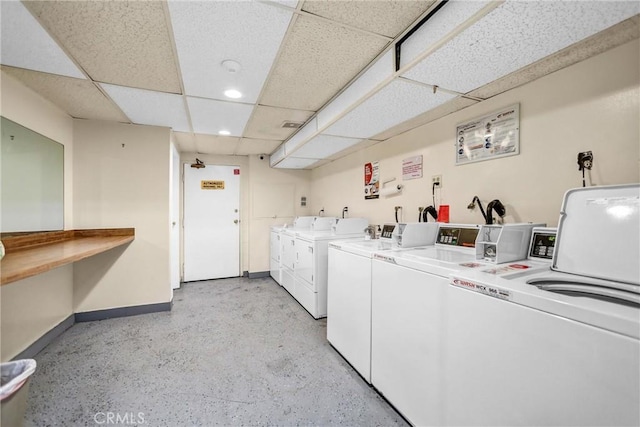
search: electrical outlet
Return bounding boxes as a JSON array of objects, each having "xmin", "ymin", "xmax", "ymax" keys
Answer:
[{"xmin": 432, "ymin": 175, "xmax": 442, "ymax": 188}]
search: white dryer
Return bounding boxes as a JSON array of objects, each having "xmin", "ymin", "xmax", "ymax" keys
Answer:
[
  {"xmin": 294, "ymin": 217, "xmax": 369, "ymax": 319},
  {"xmin": 269, "ymin": 224, "xmax": 287, "ymax": 286},
  {"xmin": 327, "ymin": 223, "xmax": 439, "ymax": 384},
  {"xmin": 371, "ymin": 222, "xmax": 542, "ymax": 426},
  {"xmin": 446, "ymin": 184, "xmax": 639, "ymax": 426},
  {"xmin": 279, "ymin": 216, "xmax": 321, "ymax": 295}
]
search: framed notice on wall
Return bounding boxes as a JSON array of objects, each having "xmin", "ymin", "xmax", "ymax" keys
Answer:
[{"xmin": 455, "ymin": 104, "xmax": 520, "ymax": 165}]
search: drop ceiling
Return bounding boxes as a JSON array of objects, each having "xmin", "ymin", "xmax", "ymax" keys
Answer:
[{"xmin": 1, "ymin": 1, "xmax": 638, "ymax": 168}]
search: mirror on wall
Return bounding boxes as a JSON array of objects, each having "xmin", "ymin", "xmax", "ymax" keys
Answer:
[{"xmin": 1, "ymin": 116, "xmax": 64, "ymax": 233}]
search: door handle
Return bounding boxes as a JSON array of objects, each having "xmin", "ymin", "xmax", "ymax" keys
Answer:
[{"xmin": 234, "ymin": 219, "xmax": 239, "ymax": 224}]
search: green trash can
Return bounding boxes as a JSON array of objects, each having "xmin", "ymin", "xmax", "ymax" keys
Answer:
[{"xmin": 1, "ymin": 359, "xmax": 37, "ymax": 427}]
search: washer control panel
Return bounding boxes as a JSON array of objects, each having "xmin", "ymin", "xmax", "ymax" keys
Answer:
[{"xmin": 528, "ymin": 228, "xmax": 557, "ymax": 260}]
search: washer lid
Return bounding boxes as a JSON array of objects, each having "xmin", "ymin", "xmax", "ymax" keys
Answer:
[{"xmin": 553, "ymin": 184, "xmax": 639, "ymax": 285}]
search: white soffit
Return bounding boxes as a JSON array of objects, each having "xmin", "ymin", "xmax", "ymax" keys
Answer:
[
  {"xmin": 273, "ymin": 156, "xmax": 319, "ymax": 169},
  {"xmin": 0, "ymin": 1, "xmax": 84, "ymax": 79},
  {"xmin": 284, "ymin": 117, "xmax": 318, "ymax": 154},
  {"xmin": 168, "ymin": 1, "xmax": 293, "ymax": 103},
  {"xmin": 317, "ymin": 50, "xmax": 394, "ymax": 130},
  {"xmin": 101, "ymin": 84, "xmax": 190, "ymax": 132},
  {"xmin": 398, "ymin": 0, "xmax": 493, "ymax": 68},
  {"xmin": 270, "ymin": 144, "xmax": 287, "ymax": 167},
  {"xmin": 291, "ymin": 134, "xmax": 363, "ymax": 160},
  {"xmin": 323, "ymin": 78, "xmax": 456, "ymax": 139},
  {"xmin": 187, "ymin": 97, "xmax": 254, "ymax": 137},
  {"xmin": 402, "ymin": 1, "xmax": 640, "ymax": 94}
]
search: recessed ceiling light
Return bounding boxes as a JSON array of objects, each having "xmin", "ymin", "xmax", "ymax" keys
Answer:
[
  {"xmin": 219, "ymin": 130, "xmax": 231, "ymax": 136},
  {"xmin": 223, "ymin": 89, "xmax": 242, "ymax": 99}
]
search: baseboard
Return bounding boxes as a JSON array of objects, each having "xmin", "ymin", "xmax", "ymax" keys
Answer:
[
  {"xmin": 12, "ymin": 314, "xmax": 75, "ymax": 360},
  {"xmin": 75, "ymin": 300, "xmax": 173, "ymax": 322},
  {"xmin": 248, "ymin": 271, "xmax": 270, "ymax": 279}
]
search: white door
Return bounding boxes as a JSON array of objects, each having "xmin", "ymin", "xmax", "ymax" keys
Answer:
[
  {"xmin": 183, "ymin": 164, "xmax": 240, "ymax": 281},
  {"xmin": 170, "ymin": 144, "xmax": 181, "ymax": 290}
]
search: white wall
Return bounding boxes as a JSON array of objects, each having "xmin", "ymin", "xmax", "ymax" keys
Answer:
[
  {"xmin": 0, "ymin": 70, "xmax": 75, "ymax": 361},
  {"xmin": 248, "ymin": 154, "xmax": 311, "ymax": 273},
  {"xmin": 73, "ymin": 120, "xmax": 172, "ymax": 312},
  {"xmin": 310, "ymin": 40, "xmax": 640, "ymax": 228}
]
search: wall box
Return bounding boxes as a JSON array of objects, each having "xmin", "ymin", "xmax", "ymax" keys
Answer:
[{"xmin": 455, "ymin": 104, "xmax": 520, "ymax": 165}]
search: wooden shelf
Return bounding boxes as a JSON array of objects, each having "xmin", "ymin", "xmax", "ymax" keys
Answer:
[{"xmin": 1, "ymin": 229, "xmax": 135, "ymax": 286}]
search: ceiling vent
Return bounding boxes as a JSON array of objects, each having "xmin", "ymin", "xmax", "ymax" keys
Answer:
[{"xmin": 281, "ymin": 121, "xmax": 303, "ymax": 129}]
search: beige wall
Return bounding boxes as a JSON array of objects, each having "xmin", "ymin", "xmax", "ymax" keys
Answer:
[
  {"xmin": 310, "ymin": 40, "xmax": 640, "ymax": 228},
  {"xmin": 248, "ymin": 154, "xmax": 311, "ymax": 273},
  {"xmin": 73, "ymin": 120, "xmax": 172, "ymax": 312},
  {"xmin": 0, "ymin": 70, "xmax": 75, "ymax": 361}
]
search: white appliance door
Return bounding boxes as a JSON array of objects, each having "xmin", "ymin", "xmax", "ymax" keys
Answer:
[
  {"xmin": 281, "ymin": 233, "xmax": 296, "ymax": 271},
  {"xmin": 371, "ymin": 259, "xmax": 447, "ymax": 427},
  {"xmin": 183, "ymin": 164, "xmax": 240, "ymax": 281},
  {"xmin": 327, "ymin": 247, "xmax": 372, "ymax": 383},
  {"xmin": 296, "ymin": 238, "xmax": 315, "ymax": 287}
]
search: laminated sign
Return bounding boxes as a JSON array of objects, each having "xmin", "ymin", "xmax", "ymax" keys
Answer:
[{"xmin": 201, "ymin": 180, "xmax": 225, "ymax": 190}]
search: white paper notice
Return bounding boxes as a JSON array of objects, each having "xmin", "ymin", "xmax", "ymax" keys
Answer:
[{"xmin": 402, "ymin": 155, "xmax": 423, "ymax": 180}]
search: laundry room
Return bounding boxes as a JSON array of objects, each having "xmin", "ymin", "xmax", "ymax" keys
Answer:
[{"xmin": 0, "ymin": 1, "xmax": 638, "ymax": 426}]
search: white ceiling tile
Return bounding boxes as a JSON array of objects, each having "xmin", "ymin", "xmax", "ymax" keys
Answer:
[
  {"xmin": 24, "ymin": 1, "xmax": 181, "ymax": 93},
  {"xmin": 243, "ymin": 105, "xmax": 314, "ymax": 140},
  {"xmin": 194, "ymin": 134, "xmax": 240, "ymax": 155},
  {"xmin": 168, "ymin": 1, "xmax": 293, "ymax": 103},
  {"xmin": 1, "ymin": 66, "xmax": 128, "ymax": 122},
  {"xmin": 273, "ymin": 156, "xmax": 319, "ymax": 169},
  {"xmin": 402, "ymin": 1, "xmax": 640, "ymax": 94},
  {"xmin": 0, "ymin": 1, "xmax": 84, "ymax": 79},
  {"xmin": 372, "ymin": 95, "xmax": 478, "ymax": 141},
  {"xmin": 187, "ymin": 97, "xmax": 254, "ymax": 137},
  {"xmin": 290, "ymin": 134, "xmax": 363, "ymax": 159},
  {"xmin": 302, "ymin": 1, "xmax": 435, "ymax": 38},
  {"xmin": 323, "ymin": 78, "xmax": 456, "ymax": 139},
  {"xmin": 235, "ymin": 138, "xmax": 282, "ymax": 156},
  {"xmin": 399, "ymin": 0, "xmax": 493, "ymax": 68},
  {"xmin": 268, "ymin": 0, "xmax": 299, "ymax": 9},
  {"xmin": 317, "ymin": 49, "xmax": 394, "ymax": 130},
  {"xmin": 101, "ymin": 84, "xmax": 190, "ymax": 132},
  {"xmin": 260, "ymin": 14, "xmax": 389, "ymax": 111}
]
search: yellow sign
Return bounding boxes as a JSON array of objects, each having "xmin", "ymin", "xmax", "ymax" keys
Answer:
[{"xmin": 201, "ymin": 180, "xmax": 225, "ymax": 190}]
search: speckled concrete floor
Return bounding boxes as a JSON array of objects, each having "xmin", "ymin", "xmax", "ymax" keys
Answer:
[{"xmin": 25, "ymin": 277, "xmax": 408, "ymax": 426}]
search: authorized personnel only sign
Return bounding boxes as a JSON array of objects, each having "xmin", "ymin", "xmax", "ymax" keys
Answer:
[{"xmin": 201, "ymin": 180, "xmax": 225, "ymax": 190}]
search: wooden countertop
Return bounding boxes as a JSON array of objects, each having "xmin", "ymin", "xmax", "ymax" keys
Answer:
[{"xmin": 1, "ymin": 229, "xmax": 134, "ymax": 286}]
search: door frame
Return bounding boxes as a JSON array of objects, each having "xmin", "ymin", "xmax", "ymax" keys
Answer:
[{"xmin": 181, "ymin": 161, "xmax": 242, "ymax": 281}]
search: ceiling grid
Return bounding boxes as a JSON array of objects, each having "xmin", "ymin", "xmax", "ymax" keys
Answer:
[{"xmin": 0, "ymin": 0, "xmax": 637, "ymax": 168}]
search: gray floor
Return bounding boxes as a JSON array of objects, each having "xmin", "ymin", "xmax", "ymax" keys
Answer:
[{"xmin": 25, "ymin": 277, "xmax": 408, "ymax": 426}]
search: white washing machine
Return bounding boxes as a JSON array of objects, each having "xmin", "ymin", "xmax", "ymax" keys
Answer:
[
  {"xmin": 327, "ymin": 223, "xmax": 440, "ymax": 384},
  {"xmin": 269, "ymin": 224, "xmax": 287, "ymax": 286},
  {"xmin": 371, "ymin": 222, "xmax": 542, "ymax": 426},
  {"xmin": 293, "ymin": 217, "xmax": 369, "ymax": 319},
  {"xmin": 279, "ymin": 216, "xmax": 322, "ymax": 295},
  {"xmin": 447, "ymin": 184, "xmax": 639, "ymax": 426}
]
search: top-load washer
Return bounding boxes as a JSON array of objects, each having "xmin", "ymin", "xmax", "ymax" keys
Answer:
[
  {"xmin": 447, "ymin": 184, "xmax": 639, "ymax": 426},
  {"xmin": 293, "ymin": 217, "xmax": 369, "ymax": 319},
  {"xmin": 327, "ymin": 222, "xmax": 440, "ymax": 383},
  {"xmin": 371, "ymin": 222, "xmax": 543, "ymax": 426}
]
